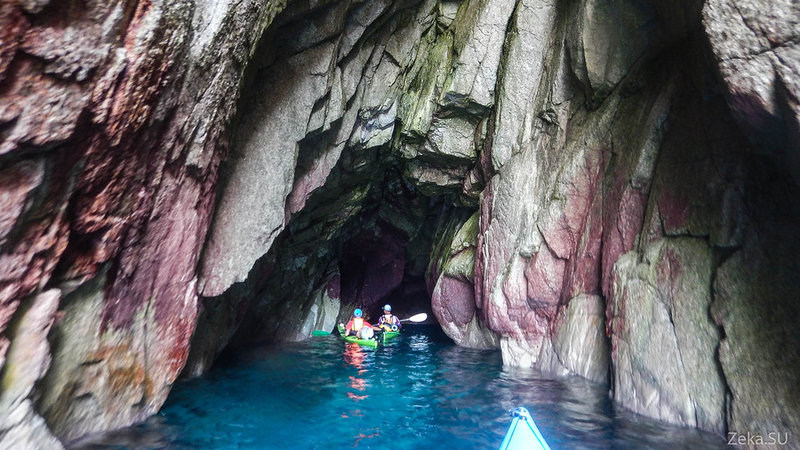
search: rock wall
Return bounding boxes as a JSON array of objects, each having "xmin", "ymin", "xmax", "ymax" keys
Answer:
[
  {"xmin": 0, "ymin": 0, "xmax": 797, "ymax": 445},
  {"xmin": 0, "ymin": 0, "xmax": 289, "ymax": 445}
]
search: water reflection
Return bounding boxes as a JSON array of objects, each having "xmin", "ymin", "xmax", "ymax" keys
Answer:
[
  {"xmin": 71, "ymin": 326, "xmax": 727, "ymax": 449},
  {"xmin": 343, "ymin": 342, "xmax": 366, "ymax": 370},
  {"xmin": 341, "ymin": 342, "xmax": 369, "ymax": 426},
  {"xmin": 408, "ymin": 333, "xmax": 430, "ymax": 352}
]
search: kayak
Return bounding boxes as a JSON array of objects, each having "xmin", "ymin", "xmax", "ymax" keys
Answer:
[
  {"xmin": 499, "ymin": 407, "xmax": 550, "ymax": 450},
  {"xmin": 337, "ymin": 324, "xmax": 399, "ymax": 348}
]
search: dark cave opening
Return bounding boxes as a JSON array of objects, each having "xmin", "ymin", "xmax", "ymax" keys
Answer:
[
  {"xmin": 182, "ymin": 0, "xmax": 483, "ymax": 375},
  {"xmin": 184, "ymin": 158, "xmax": 472, "ymax": 377},
  {"xmin": 338, "ymin": 217, "xmax": 436, "ymax": 326}
]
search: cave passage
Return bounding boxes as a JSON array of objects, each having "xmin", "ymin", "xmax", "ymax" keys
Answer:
[
  {"xmin": 338, "ymin": 216, "xmax": 436, "ymax": 326},
  {"xmin": 3, "ymin": 0, "xmax": 800, "ymax": 446},
  {"xmin": 194, "ymin": 152, "xmax": 472, "ymax": 368}
]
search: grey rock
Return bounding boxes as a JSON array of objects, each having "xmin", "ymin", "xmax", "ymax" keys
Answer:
[
  {"xmin": 609, "ymin": 239, "xmax": 725, "ymax": 433},
  {"xmin": 445, "ymin": 0, "xmax": 517, "ymax": 110},
  {"xmin": 703, "ymin": 0, "xmax": 800, "ymax": 183},
  {"xmin": 713, "ymin": 236, "xmax": 800, "ymax": 439},
  {"xmin": 436, "ymin": 1, "xmax": 460, "ymax": 28},
  {"xmin": 38, "ymin": 271, "xmax": 143, "ymax": 441},
  {"xmin": 490, "ymin": 0, "xmax": 558, "ymax": 170},
  {"xmin": 200, "ymin": 42, "xmax": 336, "ymax": 297},
  {"xmin": 0, "ymin": 290, "xmax": 62, "ymax": 449},
  {"xmin": 536, "ymin": 294, "xmax": 608, "ymax": 383},
  {"xmin": 296, "ymin": 284, "xmax": 341, "ymax": 340},
  {"xmin": 566, "ymin": 0, "xmax": 653, "ymax": 105},
  {"xmin": 425, "ymin": 117, "xmax": 478, "ymax": 163}
]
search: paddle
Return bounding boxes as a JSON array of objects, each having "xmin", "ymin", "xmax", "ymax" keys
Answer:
[
  {"xmin": 311, "ymin": 330, "xmax": 331, "ymax": 336},
  {"xmin": 400, "ymin": 313, "xmax": 427, "ymax": 323}
]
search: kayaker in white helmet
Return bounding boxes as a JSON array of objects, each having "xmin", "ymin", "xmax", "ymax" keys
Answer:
[
  {"xmin": 377, "ymin": 304, "xmax": 401, "ymax": 332},
  {"xmin": 345, "ymin": 308, "xmax": 374, "ymax": 339}
]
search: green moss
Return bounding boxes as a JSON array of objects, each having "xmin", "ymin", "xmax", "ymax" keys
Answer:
[
  {"xmin": 450, "ymin": 210, "xmax": 479, "ymax": 250},
  {"xmin": 444, "ymin": 248, "xmax": 476, "ymax": 281},
  {"xmin": 397, "ymin": 31, "xmax": 455, "ymax": 141},
  {"xmin": 426, "ymin": 209, "xmax": 478, "ymax": 284}
]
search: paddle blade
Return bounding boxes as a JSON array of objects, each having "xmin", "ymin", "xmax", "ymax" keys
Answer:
[
  {"xmin": 311, "ymin": 330, "xmax": 331, "ymax": 336},
  {"xmin": 404, "ymin": 313, "xmax": 427, "ymax": 323}
]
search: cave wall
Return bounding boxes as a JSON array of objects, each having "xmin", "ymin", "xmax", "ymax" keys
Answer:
[
  {"xmin": 0, "ymin": 0, "xmax": 290, "ymax": 446},
  {"xmin": 0, "ymin": 0, "xmax": 797, "ymax": 446}
]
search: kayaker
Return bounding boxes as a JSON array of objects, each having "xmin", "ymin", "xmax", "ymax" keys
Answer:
[
  {"xmin": 344, "ymin": 309, "xmax": 373, "ymax": 338},
  {"xmin": 377, "ymin": 304, "xmax": 401, "ymax": 332}
]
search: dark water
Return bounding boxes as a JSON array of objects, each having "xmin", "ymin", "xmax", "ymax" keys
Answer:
[{"xmin": 76, "ymin": 326, "xmax": 726, "ymax": 449}]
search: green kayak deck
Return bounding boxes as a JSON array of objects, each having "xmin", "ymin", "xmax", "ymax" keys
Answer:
[{"xmin": 337, "ymin": 324, "xmax": 399, "ymax": 348}]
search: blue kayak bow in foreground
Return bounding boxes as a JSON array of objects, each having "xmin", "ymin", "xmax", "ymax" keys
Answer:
[{"xmin": 499, "ymin": 407, "xmax": 550, "ymax": 450}]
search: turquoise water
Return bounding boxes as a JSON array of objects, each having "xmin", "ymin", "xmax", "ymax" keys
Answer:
[{"xmin": 76, "ymin": 326, "xmax": 726, "ymax": 449}]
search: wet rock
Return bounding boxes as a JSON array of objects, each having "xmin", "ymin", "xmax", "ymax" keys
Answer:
[
  {"xmin": 38, "ymin": 269, "xmax": 173, "ymax": 442},
  {"xmin": 1, "ymin": 0, "xmax": 290, "ymax": 442},
  {"xmin": 296, "ymin": 279, "xmax": 341, "ymax": 338},
  {"xmin": 609, "ymin": 239, "xmax": 726, "ymax": 434},
  {"xmin": 0, "ymin": 290, "xmax": 62, "ymax": 449},
  {"xmin": 429, "ymin": 211, "xmax": 498, "ymax": 349},
  {"xmin": 712, "ymin": 221, "xmax": 800, "ymax": 439},
  {"xmin": 536, "ymin": 294, "xmax": 608, "ymax": 383},
  {"xmin": 433, "ymin": 275, "xmax": 499, "ymax": 349}
]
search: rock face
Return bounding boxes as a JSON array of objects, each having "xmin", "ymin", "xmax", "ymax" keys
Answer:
[
  {"xmin": 0, "ymin": 0, "xmax": 289, "ymax": 444},
  {"xmin": 610, "ymin": 239, "xmax": 726, "ymax": 433},
  {"xmin": 0, "ymin": 0, "xmax": 798, "ymax": 445},
  {"xmin": 0, "ymin": 290, "xmax": 63, "ymax": 449}
]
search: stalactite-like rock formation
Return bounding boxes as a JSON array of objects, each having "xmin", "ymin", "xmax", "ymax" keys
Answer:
[{"xmin": 0, "ymin": 0, "xmax": 797, "ymax": 446}]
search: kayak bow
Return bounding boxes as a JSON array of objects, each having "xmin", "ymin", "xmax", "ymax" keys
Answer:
[{"xmin": 499, "ymin": 407, "xmax": 550, "ymax": 450}]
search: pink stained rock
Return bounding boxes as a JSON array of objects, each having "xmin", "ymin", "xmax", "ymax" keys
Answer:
[{"xmin": 432, "ymin": 275, "xmax": 475, "ymax": 327}]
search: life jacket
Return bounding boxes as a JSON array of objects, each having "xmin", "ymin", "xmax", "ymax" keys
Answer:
[
  {"xmin": 353, "ymin": 317, "xmax": 364, "ymax": 330},
  {"xmin": 379, "ymin": 314, "xmax": 398, "ymax": 330},
  {"xmin": 380, "ymin": 314, "xmax": 392, "ymax": 324}
]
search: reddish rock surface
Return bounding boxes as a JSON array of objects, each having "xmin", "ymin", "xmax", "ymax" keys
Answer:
[
  {"xmin": 0, "ymin": 0, "xmax": 797, "ymax": 445},
  {"xmin": 0, "ymin": 0, "xmax": 289, "ymax": 444}
]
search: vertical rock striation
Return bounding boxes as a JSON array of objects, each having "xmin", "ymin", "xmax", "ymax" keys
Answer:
[
  {"xmin": 0, "ymin": 0, "xmax": 289, "ymax": 444},
  {"xmin": 0, "ymin": 0, "xmax": 797, "ymax": 444}
]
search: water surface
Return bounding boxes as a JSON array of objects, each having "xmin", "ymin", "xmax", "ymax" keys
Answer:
[{"xmin": 76, "ymin": 326, "xmax": 726, "ymax": 449}]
